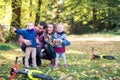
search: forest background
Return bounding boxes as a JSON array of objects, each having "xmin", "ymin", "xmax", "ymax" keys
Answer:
[{"xmin": 0, "ymin": 0, "xmax": 120, "ymax": 42}]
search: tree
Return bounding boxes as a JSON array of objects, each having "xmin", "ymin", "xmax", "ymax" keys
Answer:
[
  {"xmin": 0, "ymin": 0, "xmax": 120, "ymax": 36},
  {"xmin": 9, "ymin": 0, "xmax": 22, "ymax": 41},
  {"xmin": 35, "ymin": 0, "xmax": 42, "ymax": 25},
  {"xmin": 11, "ymin": 0, "xmax": 21, "ymax": 28},
  {"xmin": 29, "ymin": 0, "xmax": 32, "ymax": 18}
]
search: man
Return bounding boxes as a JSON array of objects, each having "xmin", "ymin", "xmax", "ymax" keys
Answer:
[{"xmin": 19, "ymin": 21, "xmax": 47, "ymax": 66}]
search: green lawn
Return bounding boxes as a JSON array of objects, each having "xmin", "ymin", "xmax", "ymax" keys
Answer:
[{"xmin": 0, "ymin": 35, "xmax": 120, "ymax": 80}]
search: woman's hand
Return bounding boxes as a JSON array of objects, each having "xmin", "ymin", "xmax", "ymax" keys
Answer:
[
  {"xmin": 49, "ymin": 42, "xmax": 53, "ymax": 46},
  {"xmin": 24, "ymin": 39, "xmax": 31, "ymax": 46}
]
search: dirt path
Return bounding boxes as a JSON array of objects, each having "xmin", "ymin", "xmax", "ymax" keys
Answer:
[
  {"xmin": 68, "ymin": 35, "xmax": 120, "ymax": 42},
  {"xmin": 67, "ymin": 35, "xmax": 120, "ymax": 54}
]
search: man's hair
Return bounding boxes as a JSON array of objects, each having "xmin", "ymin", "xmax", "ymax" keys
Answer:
[{"xmin": 38, "ymin": 21, "xmax": 47, "ymax": 29}]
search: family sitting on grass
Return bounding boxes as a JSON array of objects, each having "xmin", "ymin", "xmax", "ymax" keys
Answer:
[{"xmin": 14, "ymin": 21, "xmax": 70, "ymax": 68}]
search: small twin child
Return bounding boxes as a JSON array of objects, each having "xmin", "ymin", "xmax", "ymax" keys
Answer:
[
  {"xmin": 53, "ymin": 23, "xmax": 70, "ymax": 67},
  {"xmin": 14, "ymin": 22, "xmax": 37, "ymax": 68}
]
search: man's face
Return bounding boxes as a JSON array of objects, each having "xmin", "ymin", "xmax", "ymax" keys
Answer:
[{"xmin": 36, "ymin": 24, "xmax": 44, "ymax": 34}]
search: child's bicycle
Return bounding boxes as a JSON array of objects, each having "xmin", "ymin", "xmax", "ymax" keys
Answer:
[
  {"xmin": 91, "ymin": 47, "xmax": 115, "ymax": 60},
  {"xmin": 10, "ymin": 57, "xmax": 53, "ymax": 80}
]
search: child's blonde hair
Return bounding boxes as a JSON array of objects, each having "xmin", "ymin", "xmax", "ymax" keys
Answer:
[
  {"xmin": 28, "ymin": 22, "xmax": 34, "ymax": 26},
  {"xmin": 57, "ymin": 22, "xmax": 65, "ymax": 30}
]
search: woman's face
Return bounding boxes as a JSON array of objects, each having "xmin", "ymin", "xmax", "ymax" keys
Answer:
[{"xmin": 47, "ymin": 24, "xmax": 54, "ymax": 34}]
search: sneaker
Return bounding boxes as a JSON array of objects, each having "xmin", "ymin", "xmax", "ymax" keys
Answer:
[
  {"xmin": 25, "ymin": 65, "xmax": 30, "ymax": 68},
  {"xmin": 32, "ymin": 65, "xmax": 37, "ymax": 68},
  {"xmin": 54, "ymin": 64, "xmax": 57, "ymax": 68},
  {"xmin": 49, "ymin": 63, "xmax": 55, "ymax": 66},
  {"xmin": 52, "ymin": 63, "xmax": 55, "ymax": 67},
  {"xmin": 64, "ymin": 64, "xmax": 67, "ymax": 67}
]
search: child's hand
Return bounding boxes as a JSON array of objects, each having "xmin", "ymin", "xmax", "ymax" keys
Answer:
[
  {"xmin": 13, "ymin": 27, "xmax": 17, "ymax": 31},
  {"xmin": 54, "ymin": 39, "xmax": 62, "ymax": 46},
  {"xmin": 9, "ymin": 27, "xmax": 16, "ymax": 37},
  {"xmin": 57, "ymin": 39, "xmax": 62, "ymax": 43},
  {"xmin": 14, "ymin": 28, "xmax": 16, "ymax": 31}
]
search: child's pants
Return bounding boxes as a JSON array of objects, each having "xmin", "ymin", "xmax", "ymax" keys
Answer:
[
  {"xmin": 55, "ymin": 53, "xmax": 66, "ymax": 65},
  {"xmin": 25, "ymin": 47, "xmax": 36, "ymax": 67}
]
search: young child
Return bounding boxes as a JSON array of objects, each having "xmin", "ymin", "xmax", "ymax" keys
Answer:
[
  {"xmin": 53, "ymin": 22, "xmax": 70, "ymax": 67},
  {"xmin": 14, "ymin": 22, "xmax": 37, "ymax": 68}
]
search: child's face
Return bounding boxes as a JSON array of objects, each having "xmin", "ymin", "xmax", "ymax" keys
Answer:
[
  {"xmin": 27, "ymin": 23, "xmax": 34, "ymax": 30},
  {"xmin": 57, "ymin": 25, "xmax": 64, "ymax": 33},
  {"xmin": 47, "ymin": 24, "xmax": 54, "ymax": 34}
]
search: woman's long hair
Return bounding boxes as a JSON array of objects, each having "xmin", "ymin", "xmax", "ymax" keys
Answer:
[{"xmin": 46, "ymin": 22, "xmax": 56, "ymax": 35}]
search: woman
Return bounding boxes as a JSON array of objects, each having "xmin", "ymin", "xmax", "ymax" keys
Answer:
[{"xmin": 41, "ymin": 23, "xmax": 56, "ymax": 66}]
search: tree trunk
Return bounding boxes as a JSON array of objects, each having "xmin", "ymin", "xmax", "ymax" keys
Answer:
[
  {"xmin": 106, "ymin": 3, "xmax": 112, "ymax": 30},
  {"xmin": 11, "ymin": 0, "xmax": 21, "ymax": 28},
  {"xmin": 29, "ymin": 0, "xmax": 32, "ymax": 18},
  {"xmin": 92, "ymin": 7, "xmax": 97, "ymax": 32},
  {"xmin": 9, "ymin": 0, "xmax": 21, "ymax": 42},
  {"xmin": 35, "ymin": 0, "xmax": 42, "ymax": 26}
]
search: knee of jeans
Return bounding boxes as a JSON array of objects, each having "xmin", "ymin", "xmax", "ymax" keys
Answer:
[
  {"xmin": 37, "ymin": 47, "xmax": 41, "ymax": 50},
  {"xmin": 36, "ymin": 51, "xmax": 40, "ymax": 55},
  {"xmin": 56, "ymin": 55, "xmax": 59, "ymax": 58},
  {"xmin": 44, "ymin": 44, "xmax": 49, "ymax": 48},
  {"xmin": 36, "ymin": 48, "xmax": 41, "ymax": 55}
]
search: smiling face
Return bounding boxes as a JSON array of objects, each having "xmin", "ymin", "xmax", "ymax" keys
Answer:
[
  {"xmin": 47, "ymin": 24, "xmax": 54, "ymax": 34},
  {"xmin": 27, "ymin": 22, "xmax": 34, "ymax": 30},
  {"xmin": 36, "ymin": 24, "xmax": 45, "ymax": 34}
]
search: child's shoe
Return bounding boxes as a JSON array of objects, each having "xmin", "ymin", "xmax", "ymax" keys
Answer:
[
  {"xmin": 50, "ymin": 59, "xmax": 55, "ymax": 66},
  {"xmin": 25, "ymin": 65, "xmax": 30, "ymax": 68},
  {"xmin": 54, "ymin": 64, "xmax": 57, "ymax": 68},
  {"xmin": 32, "ymin": 65, "xmax": 37, "ymax": 68},
  {"xmin": 64, "ymin": 64, "xmax": 67, "ymax": 67},
  {"xmin": 50, "ymin": 63, "xmax": 55, "ymax": 67}
]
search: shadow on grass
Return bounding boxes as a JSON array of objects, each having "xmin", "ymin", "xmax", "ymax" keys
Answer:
[
  {"xmin": 0, "ymin": 43, "xmax": 20, "ymax": 51},
  {"xmin": 0, "ymin": 44, "xmax": 13, "ymax": 50}
]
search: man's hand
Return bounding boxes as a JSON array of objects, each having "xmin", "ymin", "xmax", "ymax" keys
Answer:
[{"xmin": 24, "ymin": 39, "xmax": 31, "ymax": 46}]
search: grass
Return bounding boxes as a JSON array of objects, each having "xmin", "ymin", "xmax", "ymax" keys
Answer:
[{"xmin": 0, "ymin": 34, "xmax": 120, "ymax": 80}]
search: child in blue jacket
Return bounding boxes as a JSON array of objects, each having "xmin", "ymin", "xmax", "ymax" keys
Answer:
[
  {"xmin": 53, "ymin": 22, "xmax": 70, "ymax": 67},
  {"xmin": 15, "ymin": 22, "xmax": 37, "ymax": 68}
]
